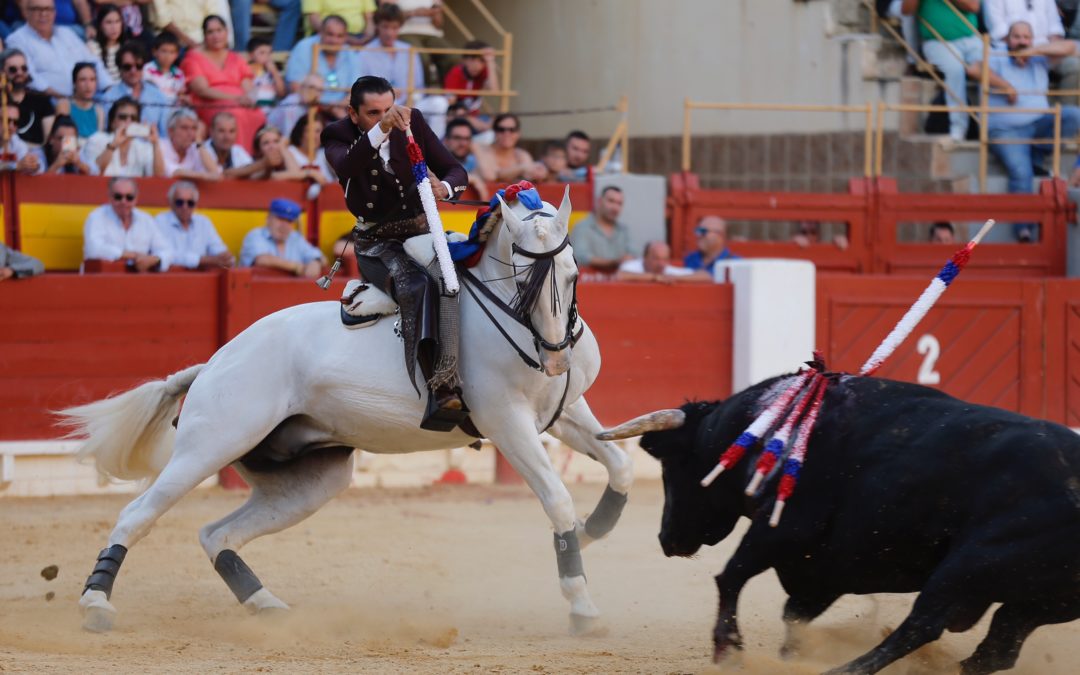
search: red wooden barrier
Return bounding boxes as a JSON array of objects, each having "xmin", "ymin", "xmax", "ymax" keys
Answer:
[{"xmin": 1044, "ymin": 279, "xmax": 1080, "ymax": 427}]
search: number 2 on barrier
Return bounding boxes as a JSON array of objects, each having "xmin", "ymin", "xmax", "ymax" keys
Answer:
[{"xmin": 917, "ymin": 334, "xmax": 941, "ymax": 385}]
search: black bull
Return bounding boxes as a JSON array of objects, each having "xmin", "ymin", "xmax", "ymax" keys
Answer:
[{"xmin": 600, "ymin": 374, "xmax": 1080, "ymax": 675}]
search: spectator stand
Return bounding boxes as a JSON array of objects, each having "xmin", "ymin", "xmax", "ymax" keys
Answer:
[{"xmin": 10, "ymin": 175, "xmax": 311, "ymax": 271}]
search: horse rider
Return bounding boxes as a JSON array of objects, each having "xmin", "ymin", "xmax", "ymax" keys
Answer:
[{"xmin": 322, "ymin": 75, "xmax": 469, "ymax": 429}]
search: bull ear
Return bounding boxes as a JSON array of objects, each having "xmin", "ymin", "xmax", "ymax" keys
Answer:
[
  {"xmin": 555, "ymin": 185, "xmax": 572, "ymax": 232},
  {"xmin": 498, "ymin": 194, "xmax": 523, "ymax": 237}
]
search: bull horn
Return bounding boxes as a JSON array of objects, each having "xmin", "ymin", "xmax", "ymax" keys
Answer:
[{"xmin": 595, "ymin": 409, "xmax": 686, "ymax": 441}]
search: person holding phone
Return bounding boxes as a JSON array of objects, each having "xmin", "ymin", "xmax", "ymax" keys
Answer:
[
  {"xmin": 81, "ymin": 96, "xmax": 165, "ymax": 177},
  {"xmin": 31, "ymin": 114, "xmax": 96, "ymax": 174}
]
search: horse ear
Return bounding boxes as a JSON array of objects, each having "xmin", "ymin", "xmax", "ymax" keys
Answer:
[
  {"xmin": 498, "ymin": 195, "xmax": 523, "ymax": 235},
  {"xmin": 556, "ymin": 185, "xmax": 572, "ymax": 232}
]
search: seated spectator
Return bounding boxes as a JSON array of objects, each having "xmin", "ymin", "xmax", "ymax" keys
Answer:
[
  {"xmin": 569, "ymin": 185, "xmax": 634, "ymax": 272},
  {"xmin": 362, "ymin": 4, "xmax": 448, "ymax": 138},
  {"xmin": 530, "ymin": 141, "xmax": 571, "ymax": 184},
  {"xmin": 443, "ymin": 39, "xmax": 497, "ymax": 132},
  {"xmin": 267, "ymin": 73, "xmax": 324, "ymax": 142},
  {"xmin": 248, "ymin": 37, "xmax": 285, "ymax": 108},
  {"xmin": 287, "ymin": 113, "xmax": 335, "ymax": 183},
  {"xmin": 159, "ymin": 108, "xmax": 220, "ymax": 179},
  {"xmin": 284, "ymin": 15, "xmax": 361, "ymax": 104},
  {"xmin": 239, "ymin": 197, "xmax": 324, "ymax": 277},
  {"xmin": 87, "ymin": 4, "xmax": 128, "ymax": 83},
  {"xmin": 564, "ymin": 130, "xmax": 593, "ymax": 183},
  {"xmin": 82, "ymin": 96, "xmax": 165, "ymax": 177},
  {"xmin": 230, "ymin": 0, "xmax": 301, "ymax": 54},
  {"xmin": 382, "ymin": 0, "xmax": 451, "ymax": 84},
  {"xmin": 616, "ymin": 241, "xmax": 711, "ymax": 283},
  {"xmin": 684, "ymin": 215, "xmax": 740, "ymax": 275},
  {"xmin": 971, "ymin": 19, "xmax": 1080, "ymax": 240},
  {"xmin": 154, "ymin": 0, "xmax": 234, "ymax": 51},
  {"xmin": 206, "ymin": 111, "xmax": 256, "ymax": 177},
  {"xmin": 7, "ymin": 0, "xmax": 113, "ymax": 97},
  {"xmin": 142, "ymin": 31, "xmax": 186, "ymax": 107},
  {"xmin": 474, "ymin": 113, "xmax": 533, "ymax": 184},
  {"xmin": 791, "ymin": 220, "xmax": 850, "ymax": 250},
  {"xmin": 443, "ymin": 117, "xmax": 487, "ymax": 199},
  {"xmin": 101, "ymin": 42, "xmax": 170, "ymax": 134},
  {"xmin": 182, "ymin": 14, "xmax": 266, "ymax": 154},
  {"xmin": 2, "ymin": 48, "xmax": 55, "ymax": 145},
  {"xmin": 1, "ymin": 102, "xmax": 41, "ymax": 173},
  {"xmin": 929, "ymin": 221, "xmax": 957, "ymax": 243},
  {"xmin": 900, "ymin": 0, "xmax": 982, "ymax": 142},
  {"xmin": 83, "ymin": 176, "xmax": 172, "ymax": 272},
  {"xmin": 154, "ymin": 180, "xmax": 234, "ymax": 269},
  {"xmin": 303, "ymin": 0, "xmax": 375, "ymax": 42},
  {"xmin": 249, "ymin": 124, "xmax": 307, "ymax": 179},
  {"xmin": 0, "ymin": 241, "xmax": 45, "ymax": 280},
  {"xmin": 31, "ymin": 114, "xmax": 96, "ymax": 174},
  {"xmin": 985, "ymin": 0, "xmax": 1080, "ymax": 105},
  {"xmin": 66, "ymin": 62, "xmax": 105, "ymax": 141}
]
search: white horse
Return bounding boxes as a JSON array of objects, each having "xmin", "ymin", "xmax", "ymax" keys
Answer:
[{"xmin": 61, "ymin": 188, "xmax": 633, "ymax": 635}]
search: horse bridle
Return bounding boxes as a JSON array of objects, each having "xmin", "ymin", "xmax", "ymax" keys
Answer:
[{"xmin": 459, "ymin": 233, "xmax": 584, "ymax": 373}]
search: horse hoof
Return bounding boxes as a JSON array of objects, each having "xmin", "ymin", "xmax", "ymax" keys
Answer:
[
  {"xmin": 243, "ymin": 588, "xmax": 290, "ymax": 615},
  {"xmin": 569, "ymin": 613, "xmax": 608, "ymax": 637},
  {"xmin": 79, "ymin": 590, "xmax": 117, "ymax": 633}
]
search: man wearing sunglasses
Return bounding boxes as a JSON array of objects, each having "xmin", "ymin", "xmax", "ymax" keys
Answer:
[
  {"xmin": 100, "ymin": 42, "xmax": 170, "ymax": 135},
  {"xmin": 0, "ymin": 48, "xmax": 55, "ymax": 146},
  {"xmin": 83, "ymin": 177, "xmax": 172, "ymax": 272},
  {"xmin": 684, "ymin": 215, "xmax": 739, "ymax": 276},
  {"xmin": 154, "ymin": 180, "xmax": 234, "ymax": 269},
  {"xmin": 6, "ymin": 0, "xmax": 113, "ymax": 97},
  {"xmin": 323, "ymin": 74, "xmax": 468, "ymax": 423}
]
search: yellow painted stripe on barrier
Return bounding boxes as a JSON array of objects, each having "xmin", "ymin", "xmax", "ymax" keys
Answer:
[
  {"xmin": 18, "ymin": 203, "xmax": 304, "ymax": 270},
  {"xmin": 317, "ymin": 209, "xmax": 589, "ymax": 259}
]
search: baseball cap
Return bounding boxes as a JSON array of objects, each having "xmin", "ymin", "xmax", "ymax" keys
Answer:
[{"xmin": 269, "ymin": 198, "xmax": 302, "ymax": 222}]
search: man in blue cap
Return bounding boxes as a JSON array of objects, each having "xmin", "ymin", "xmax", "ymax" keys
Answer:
[
  {"xmin": 322, "ymin": 75, "xmax": 468, "ymax": 430},
  {"xmin": 239, "ymin": 198, "xmax": 326, "ymax": 278}
]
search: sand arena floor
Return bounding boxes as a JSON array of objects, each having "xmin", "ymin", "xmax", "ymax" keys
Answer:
[{"xmin": 0, "ymin": 480, "xmax": 1077, "ymax": 674}]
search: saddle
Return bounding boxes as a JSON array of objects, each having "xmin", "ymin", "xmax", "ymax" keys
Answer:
[{"xmin": 338, "ymin": 232, "xmax": 453, "ymax": 328}]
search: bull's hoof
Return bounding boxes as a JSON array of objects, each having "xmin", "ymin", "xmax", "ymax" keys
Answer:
[
  {"xmin": 79, "ymin": 590, "xmax": 116, "ymax": 633},
  {"xmin": 712, "ymin": 635, "xmax": 744, "ymax": 665},
  {"xmin": 569, "ymin": 612, "xmax": 608, "ymax": 637},
  {"xmin": 243, "ymin": 588, "xmax": 290, "ymax": 615}
]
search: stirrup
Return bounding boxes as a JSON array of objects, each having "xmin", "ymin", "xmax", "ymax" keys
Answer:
[{"xmin": 420, "ymin": 388, "xmax": 470, "ymax": 432}]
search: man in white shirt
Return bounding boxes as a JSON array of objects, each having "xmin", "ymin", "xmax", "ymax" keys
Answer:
[
  {"xmin": 154, "ymin": 180, "xmax": 234, "ymax": 269},
  {"xmin": 6, "ymin": 0, "xmax": 113, "ymax": 97},
  {"xmin": 206, "ymin": 112, "xmax": 255, "ymax": 177},
  {"xmin": 615, "ymin": 241, "xmax": 711, "ymax": 283},
  {"xmin": 159, "ymin": 108, "xmax": 220, "ymax": 180},
  {"xmin": 83, "ymin": 177, "xmax": 172, "ymax": 272}
]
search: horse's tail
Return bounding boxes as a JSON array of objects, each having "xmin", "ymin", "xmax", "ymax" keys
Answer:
[{"xmin": 57, "ymin": 364, "xmax": 206, "ymax": 483}]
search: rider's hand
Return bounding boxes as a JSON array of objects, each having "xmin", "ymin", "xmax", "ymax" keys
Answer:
[
  {"xmin": 431, "ymin": 180, "xmax": 449, "ymax": 200},
  {"xmin": 378, "ymin": 105, "xmax": 412, "ymax": 134}
]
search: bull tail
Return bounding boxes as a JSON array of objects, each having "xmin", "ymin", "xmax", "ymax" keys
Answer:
[{"xmin": 57, "ymin": 364, "xmax": 205, "ymax": 483}]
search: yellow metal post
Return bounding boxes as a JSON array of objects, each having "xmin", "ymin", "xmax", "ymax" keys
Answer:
[
  {"xmin": 1053, "ymin": 104, "xmax": 1062, "ymax": 178},
  {"xmin": 499, "ymin": 33, "xmax": 513, "ymax": 113},
  {"xmin": 682, "ymin": 99, "xmax": 692, "ymax": 173}
]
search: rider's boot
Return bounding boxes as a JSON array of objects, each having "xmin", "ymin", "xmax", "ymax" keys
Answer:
[{"xmin": 420, "ymin": 289, "xmax": 467, "ymax": 431}]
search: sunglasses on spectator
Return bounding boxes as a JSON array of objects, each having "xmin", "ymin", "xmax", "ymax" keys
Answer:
[
  {"xmin": 119, "ymin": 62, "xmax": 143, "ymax": 71},
  {"xmin": 494, "ymin": 126, "xmax": 518, "ymax": 133},
  {"xmin": 115, "ymin": 113, "xmax": 138, "ymax": 121},
  {"xmin": 448, "ymin": 134, "xmax": 472, "ymax": 141},
  {"xmin": 174, "ymin": 199, "xmax": 196, "ymax": 208},
  {"xmin": 26, "ymin": 6, "xmax": 56, "ymax": 13},
  {"xmin": 694, "ymin": 227, "xmax": 719, "ymax": 237},
  {"xmin": 5, "ymin": 65, "xmax": 28, "ymax": 74},
  {"xmin": 112, "ymin": 193, "xmax": 136, "ymax": 202}
]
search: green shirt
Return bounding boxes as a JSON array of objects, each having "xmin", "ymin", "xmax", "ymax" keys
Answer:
[
  {"xmin": 568, "ymin": 214, "xmax": 634, "ymax": 267},
  {"xmin": 917, "ymin": 0, "xmax": 979, "ymax": 42}
]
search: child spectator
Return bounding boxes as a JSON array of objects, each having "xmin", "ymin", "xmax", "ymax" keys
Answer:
[
  {"xmin": 143, "ymin": 31, "xmax": 186, "ymax": 106},
  {"xmin": 443, "ymin": 39, "xmax": 497, "ymax": 131},
  {"xmin": 287, "ymin": 113, "xmax": 335, "ymax": 184},
  {"xmin": 31, "ymin": 115, "xmax": 96, "ymax": 174},
  {"xmin": 247, "ymin": 36, "xmax": 285, "ymax": 108},
  {"xmin": 531, "ymin": 141, "xmax": 570, "ymax": 184},
  {"xmin": 68, "ymin": 62, "xmax": 105, "ymax": 141},
  {"xmin": 87, "ymin": 4, "xmax": 129, "ymax": 83}
]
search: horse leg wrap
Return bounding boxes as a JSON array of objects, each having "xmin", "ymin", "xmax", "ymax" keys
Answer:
[
  {"xmin": 584, "ymin": 486, "xmax": 628, "ymax": 540},
  {"xmin": 214, "ymin": 549, "xmax": 263, "ymax": 604},
  {"xmin": 554, "ymin": 530, "xmax": 585, "ymax": 579},
  {"xmin": 83, "ymin": 544, "xmax": 128, "ymax": 599}
]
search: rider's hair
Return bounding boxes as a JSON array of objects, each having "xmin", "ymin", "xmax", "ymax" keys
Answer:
[{"xmin": 349, "ymin": 76, "xmax": 394, "ymax": 109}]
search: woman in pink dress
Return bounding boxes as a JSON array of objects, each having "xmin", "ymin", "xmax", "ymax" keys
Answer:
[{"xmin": 180, "ymin": 15, "xmax": 265, "ymax": 153}]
